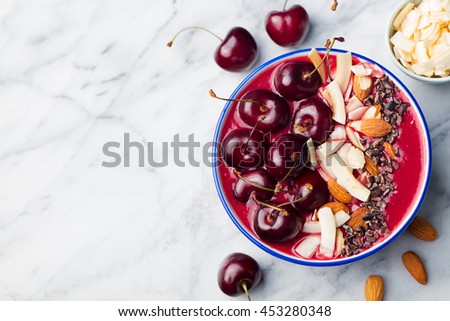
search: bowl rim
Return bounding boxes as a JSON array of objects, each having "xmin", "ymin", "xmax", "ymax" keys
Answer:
[
  {"xmin": 212, "ymin": 48, "xmax": 432, "ymax": 267},
  {"xmin": 385, "ymin": 0, "xmax": 450, "ymax": 83}
]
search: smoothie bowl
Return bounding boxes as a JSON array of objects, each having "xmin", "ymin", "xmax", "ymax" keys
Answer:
[{"xmin": 212, "ymin": 48, "xmax": 431, "ymax": 266}]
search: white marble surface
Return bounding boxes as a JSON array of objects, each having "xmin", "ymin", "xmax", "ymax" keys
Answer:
[{"xmin": 0, "ymin": 0, "xmax": 449, "ymax": 300}]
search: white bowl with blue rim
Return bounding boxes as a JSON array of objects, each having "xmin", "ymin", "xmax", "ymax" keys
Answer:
[{"xmin": 212, "ymin": 48, "xmax": 432, "ymax": 266}]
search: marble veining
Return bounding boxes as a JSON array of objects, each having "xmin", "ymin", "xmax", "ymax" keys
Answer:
[{"xmin": 0, "ymin": 0, "xmax": 449, "ymax": 300}]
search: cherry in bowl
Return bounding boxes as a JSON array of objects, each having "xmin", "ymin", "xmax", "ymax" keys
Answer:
[
  {"xmin": 233, "ymin": 168, "xmax": 276, "ymax": 203},
  {"xmin": 265, "ymin": 134, "xmax": 308, "ymax": 179},
  {"xmin": 238, "ymin": 90, "xmax": 290, "ymax": 133},
  {"xmin": 221, "ymin": 129, "xmax": 266, "ymax": 169},
  {"xmin": 273, "ymin": 61, "xmax": 322, "ymax": 101},
  {"xmin": 291, "ymin": 97, "xmax": 333, "ymax": 143},
  {"xmin": 253, "ymin": 203, "xmax": 302, "ymax": 243}
]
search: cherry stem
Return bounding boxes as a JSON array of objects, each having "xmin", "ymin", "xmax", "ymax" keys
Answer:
[
  {"xmin": 209, "ymin": 89, "xmax": 269, "ymax": 112},
  {"xmin": 241, "ymin": 115, "xmax": 266, "ymax": 154},
  {"xmin": 279, "ymin": 154, "xmax": 300, "ymax": 182},
  {"xmin": 233, "ymin": 169, "xmax": 275, "ymax": 192},
  {"xmin": 252, "ymin": 184, "xmax": 313, "ymax": 214},
  {"xmin": 302, "ymin": 36, "xmax": 345, "ymax": 80},
  {"xmin": 283, "ymin": 0, "xmax": 288, "ymax": 11},
  {"xmin": 331, "ymin": 0, "xmax": 338, "ymax": 11},
  {"xmin": 252, "ymin": 194, "xmax": 288, "ymax": 215},
  {"xmin": 241, "ymin": 282, "xmax": 251, "ymax": 301},
  {"xmin": 278, "ymin": 183, "xmax": 313, "ymax": 207},
  {"xmin": 167, "ymin": 26, "xmax": 223, "ymax": 47}
]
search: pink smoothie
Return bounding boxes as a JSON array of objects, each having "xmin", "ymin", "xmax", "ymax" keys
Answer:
[{"xmin": 217, "ymin": 52, "xmax": 428, "ymax": 260}]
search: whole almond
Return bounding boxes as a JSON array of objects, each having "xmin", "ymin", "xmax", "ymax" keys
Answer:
[
  {"xmin": 384, "ymin": 141, "xmax": 396, "ymax": 159},
  {"xmin": 364, "ymin": 156, "xmax": 380, "ymax": 176},
  {"xmin": 321, "ymin": 201, "xmax": 349, "ymax": 214},
  {"xmin": 353, "ymin": 74, "xmax": 373, "ymax": 100},
  {"xmin": 347, "ymin": 207, "xmax": 369, "ymax": 230},
  {"xmin": 402, "ymin": 251, "xmax": 427, "ymax": 285},
  {"xmin": 327, "ymin": 179, "xmax": 352, "ymax": 204},
  {"xmin": 407, "ymin": 216, "xmax": 438, "ymax": 241},
  {"xmin": 365, "ymin": 275, "xmax": 384, "ymax": 301},
  {"xmin": 360, "ymin": 119, "xmax": 392, "ymax": 137}
]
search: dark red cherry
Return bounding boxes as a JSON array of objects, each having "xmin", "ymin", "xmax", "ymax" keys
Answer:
[
  {"xmin": 273, "ymin": 61, "xmax": 322, "ymax": 101},
  {"xmin": 266, "ymin": 134, "xmax": 308, "ymax": 179},
  {"xmin": 265, "ymin": 4, "xmax": 310, "ymax": 47},
  {"xmin": 253, "ymin": 205, "xmax": 302, "ymax": 243},
  {"xmin": 221, "ymin": 129, "xmax": 266, "ymax": 169},
  {"xmin": 167, "ymin": 26, "xmax": 258, "ymax": 72},
  {"xmin": 291, "ymin": 97, "xmax": 333, "ymax": 143},
  {"xmin": 233, "ymin": 168, "xmax": 276, "ymax": 203},
  {"xmin": 218, "ymin": 253, "xmax": 262, "ymax": 300},
  {"xmin": 238, "ymin": 89, "xmax": 290, "ymax": 133},
  {"xmin": 291, "ymin": 169, "xmax": 329, "ymax": 211},
  {"xmin": 214, "ymin": 27, "xmax": 258, "ymax": 72}
]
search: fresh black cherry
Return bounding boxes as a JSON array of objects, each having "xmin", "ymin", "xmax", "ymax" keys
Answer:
[
  {"xmin": 273, "ymin": 61, "xmax": 322, "ymax": 101},
  {"xmin": 210, "ymin": 89, "xmax": 290, "ymax": 133},
  {"xmin": 238, "ymin": 90, "xmax": 290, "ymax": 133},
  {"xmin": 291, "ymin": 169, "xmax": 329, "ymax": 211},
  {"xmin": 221, "ymin": 129, "xmax": 266, "ymax": 169},
  {"xmin": 253, "ymin": 202, "xmax": 302, "ymax": 243},
  {"xmin": 233, "ymin": 168, "xmax": 276, "ymax": 203},
  {"xmin": 266, "ymin": 134, "xmax": 308, "ymax": 180},
  {"xmin": 291, "ymin": 97, "xmax": 333, "ymax": 143},
  {"xmin": 265, "ymin": 1, "xmax": 310, "ymax": 47},
  {"xmin": 167, "ymin": 26, "xmax": 258, "ymax": 72},
  {"xmin": 218, "ymin": 252, "xmax": 262, "ymax": 300}
]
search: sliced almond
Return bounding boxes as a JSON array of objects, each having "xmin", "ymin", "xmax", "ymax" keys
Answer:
[
  {"xmin": 329, "ymin": 124, "xmax": 347, "ymax": 141},
  {"xmin": 335, "ymin": 228, "xmax": 345, "ymax": 257},
  {"xmin": 348, "ymin": 106, "xmax": 369, "ymax": 120},
  {"xmin": 384, "ymin": 141, "xmax": 397, "ymax": 159},
  {"xmin": 365, "ymin": 275, "xmax": 384, "ymax": 301},
  {"xmin": 348, "ymin": 120, "xmax": 362, "ymax": 132},
  {"xmin": 407, "ymin": 216, "xmax": 438, "ymax": 241},
  {"xmin": 351, "ymin": 63, "xmax": 372, "ymax": 77},
  {"xmin": 364, "ymin": 156, "xmax": 380, "ymax": 176},
  {"xmin": 327, "ymin": 179, "xmax": 352, "ymax": 204},
  {"xmin": 362, "ymin": 105, "xmax": 382, "ymax": 120},
  {"xmin": 347, "ymin": 145, "xmax": 366, "ymax": 169},
  {"xmin": 320, "ymin": 201, "xmax": 349, "ymax": 214},
  {"xmin": 360, "ymin": 118, "xmax": 392, "ymax": 137},
  {"xmin": 345, "ymin": 125, "xmax": 366, "ymax": 151},
  {"xmin": 402, "ymin": 251, "xmax": 428, "ymax": 285},
  {"xmin": 345, "ymin": 95, "xmax": 364, "ymax": 113},
  {"xmin": 347, "ymin": 207, "xmax": 369, "ymax": 230},
  {"xmin": 353, "ymin": 74, "xmax": 373, "ymax": 100}
]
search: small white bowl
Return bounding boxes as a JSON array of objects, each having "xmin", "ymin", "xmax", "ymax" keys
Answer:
[{"xmin": 386, "ymin": 0, "xmax": 450, "ymax": 84}]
